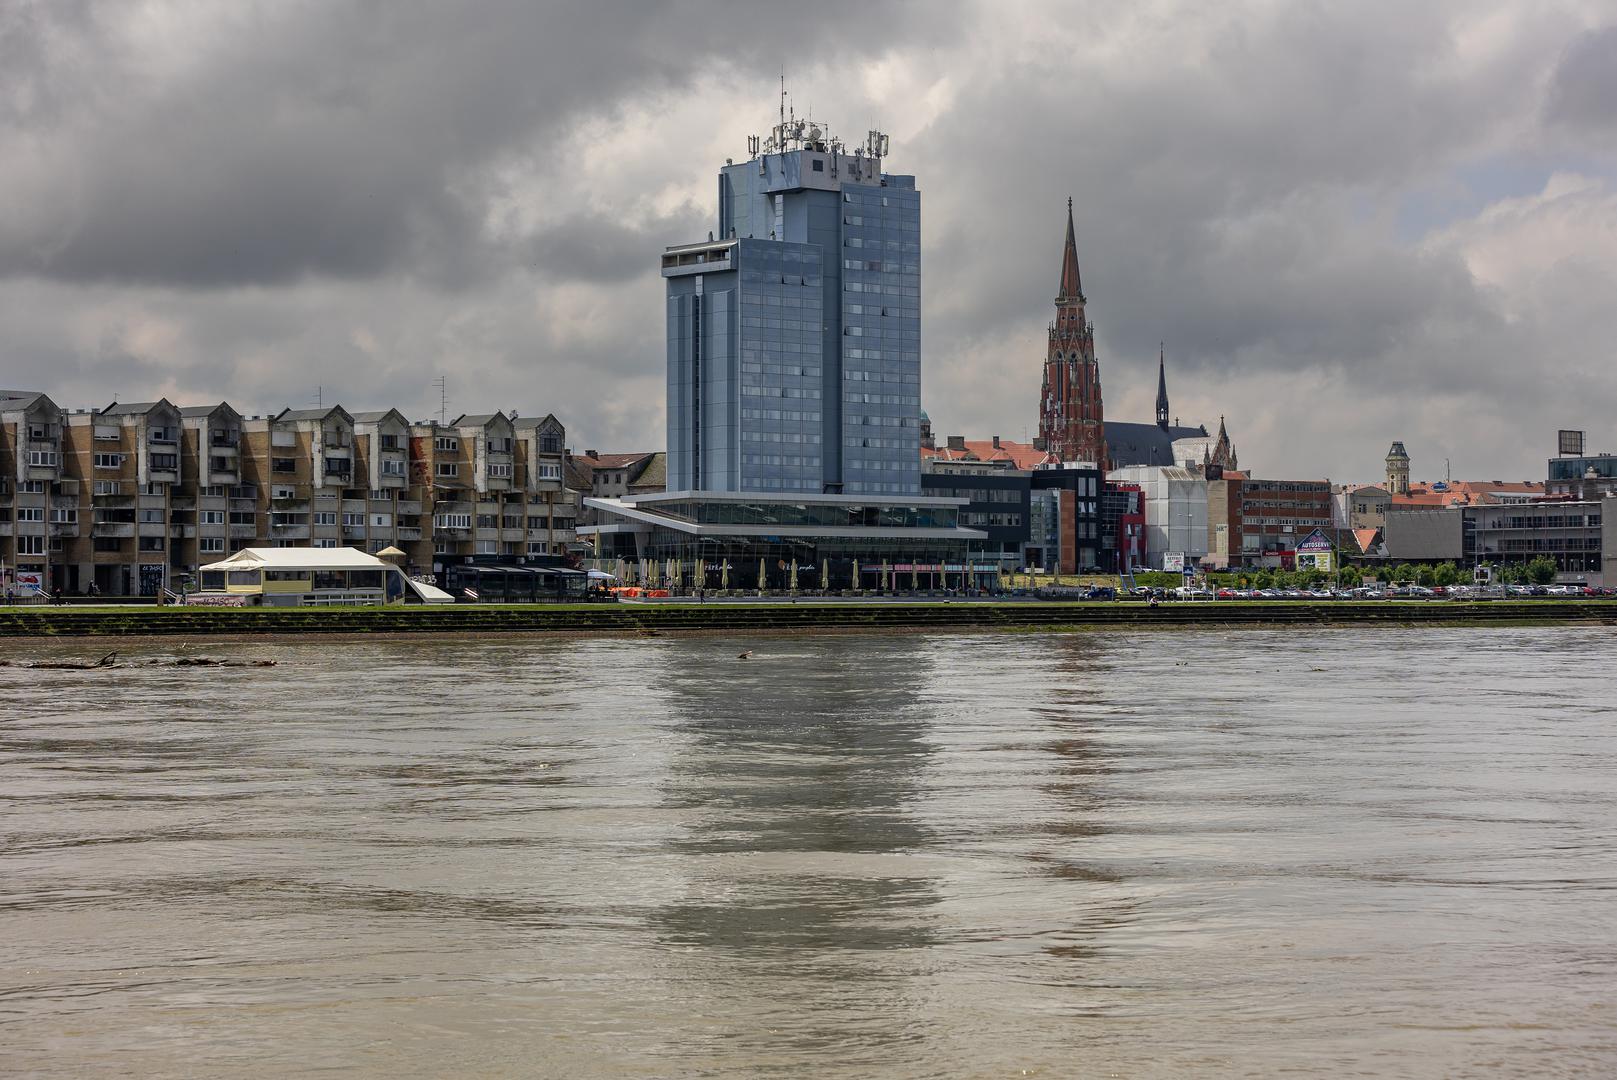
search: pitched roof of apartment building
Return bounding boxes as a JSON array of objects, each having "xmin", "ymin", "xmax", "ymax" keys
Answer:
[
  {"xmin": 1393, "ymin": 480, "xmax": 1545, "ymax": 507},
  {"xmin": 567, "ymin": 450, "xmax": 666, "ymax": 493}
]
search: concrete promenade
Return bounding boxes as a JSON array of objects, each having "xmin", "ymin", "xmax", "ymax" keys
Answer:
[{"xmin": 2, "ymin": 599, "xmax": 1615, "ymax": 638}]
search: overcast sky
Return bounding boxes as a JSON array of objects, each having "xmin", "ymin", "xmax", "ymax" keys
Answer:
[{"xmin": 4, "ymin": 1, "xmax": 1615, "ymax": 483}]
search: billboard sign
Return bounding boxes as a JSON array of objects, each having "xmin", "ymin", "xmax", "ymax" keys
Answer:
[
  {"xmin": 13, "ymin": 571, "xmax": 45, "ymax": 595},
  {"xmin": 1559, "ymin": 429, "xmax": 1586, "ymax": 456},
  {"xmin": 1294, "ymin": 528, "xmax": 1333, "ymax": 572},
  {"xmin": 1163, "ymin": 552, "xmax": 1186, "ymax": 573}
]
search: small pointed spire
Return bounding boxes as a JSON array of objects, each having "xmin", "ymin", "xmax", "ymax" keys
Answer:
[
  {"xmin": 1155, "ymin": 343, "xmax": 1170, "ymax": 430},
  {"xmin": 1058, "ymin": 198, "xmax": 1082, "ymax": 301}
]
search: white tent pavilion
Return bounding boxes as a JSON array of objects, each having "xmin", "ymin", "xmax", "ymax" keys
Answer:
[{"xmin": 195, "ymin": 547, "xmax": 451, "ymax": 606}]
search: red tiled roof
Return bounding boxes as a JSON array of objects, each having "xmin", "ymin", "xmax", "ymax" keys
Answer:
[
  {"xmin": 1394, "ymin": 480, "xmax": 1545, "ymax": 508},
  {"xmin": 920, "ymin": 438, "xmax": 1056, "ymax": 470}
]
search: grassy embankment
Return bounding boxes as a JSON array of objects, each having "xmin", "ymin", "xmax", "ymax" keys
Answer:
[{"xmin": 1, "ymin": 600, "xmax": 1615, "ymax": 638}]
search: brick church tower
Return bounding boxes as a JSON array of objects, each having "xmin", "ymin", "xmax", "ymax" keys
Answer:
[{"xmin": 1038, "ymin": 199, "xmax": 1108, "ymax": 469}]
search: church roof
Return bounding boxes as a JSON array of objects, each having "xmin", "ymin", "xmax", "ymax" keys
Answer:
[
  {"xmin": 1058, "ymin": 197, "xmax": 1082, "ymax": 300},
  {"xmin": 1105, "ymin": 421, "xmax": 1208, "ymax": 468},
  {"xmin": 1155, "ymin": 346, "xmax": 1169, "ymax": 422}
]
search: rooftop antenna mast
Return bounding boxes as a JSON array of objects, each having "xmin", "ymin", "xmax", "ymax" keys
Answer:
[
  {"xmin": 433, "ymin": 375, "xmax": 448, "ymax": 426},
  {"xmin": 313, "ymin": 385, "xmax": 322, "ymax": 408}
]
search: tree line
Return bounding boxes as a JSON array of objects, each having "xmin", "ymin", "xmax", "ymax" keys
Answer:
[{"xmin": 1131, "ymin": 556, "xmax": 1559, "ymax": 590}]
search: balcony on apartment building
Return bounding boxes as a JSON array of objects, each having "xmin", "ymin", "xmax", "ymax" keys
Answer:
[{"xmin": 92, "ymin": 522, "xmax": 136, "ymax": 539}]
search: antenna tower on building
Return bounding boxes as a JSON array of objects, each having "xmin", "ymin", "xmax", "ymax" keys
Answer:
[{"xmin": 433, "ymin": 375, "xmax": 448, "ymax": 426}]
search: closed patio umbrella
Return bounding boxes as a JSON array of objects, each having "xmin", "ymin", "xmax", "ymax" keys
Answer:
[
  {"xmin": 852, "ymin": 559, "xmax": 860, "ymax": 590},
  {"xmin": 720, "ymin": 560, "xmax": 730, "ymax": 590},
  {"xmin": 789, "ymin": 559, "xmax": 798, "ymax": 592},
  {"xmin": 758, "ymin": 557, "xmax": 766, "ymax": 592},
  {"xmin": 821, "ymin": 558, "xmax": 829, "ymax": 591}
]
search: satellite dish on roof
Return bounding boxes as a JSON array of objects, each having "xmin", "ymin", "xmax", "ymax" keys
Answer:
[{"xmin": 807, "ymin": 125, "xmax": 822, "ymax": 142}]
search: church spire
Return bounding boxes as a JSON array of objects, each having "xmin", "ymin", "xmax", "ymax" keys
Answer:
[
  {"xmin": 1057, "ymin": 196, "xmax": 1082, "ymax": 301},
  {"xmin": 1156, "ymin": 343, "xmax": 1170, "ymax": 430}
]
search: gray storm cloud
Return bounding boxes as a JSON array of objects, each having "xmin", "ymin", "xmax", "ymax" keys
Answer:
[{"xmin": 0, "ymin": 0, "xmax": 1613, "ymax": 481}]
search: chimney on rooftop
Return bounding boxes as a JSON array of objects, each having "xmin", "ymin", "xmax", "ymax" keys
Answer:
[
  {"xmin": 946, "ymin": 435, "xmax": 966, "ymax": 451},
  {"xmin": 585, "ymin": 449, "xmax": 599, "ymax": 460},
  {"xmin": 992, "ymin": 435, "xmax": 1001, "ymax": 449}
]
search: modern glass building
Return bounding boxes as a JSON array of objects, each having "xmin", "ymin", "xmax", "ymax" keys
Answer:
[
  {"xmin": 663, "ymin": 118, "xmax": 921, "ymax": 496},
  {"xmin": 586, "ymin": 113, "xmax": 984, "ymax": 579},
  {"xmin": 583, "ymin": 490, "xmax": 999, "ymax": 591}
]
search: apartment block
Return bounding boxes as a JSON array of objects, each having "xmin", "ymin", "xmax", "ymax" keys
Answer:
[
  {"xmin": 0, "ymin": 390, "xmax": 579, "ymax": 597},
  {"xmin": 1207, "ymin": 473, "xmax": 1334, "ymax": 569}
]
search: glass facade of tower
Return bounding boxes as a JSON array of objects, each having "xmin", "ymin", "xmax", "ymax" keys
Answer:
[
  {"xmin": 664, "ymin": 134, "xmax": 921, "ymax": 496},
  {"xmin": 665, "ymin": 239, "xmax": 826, "ymax": 493}
]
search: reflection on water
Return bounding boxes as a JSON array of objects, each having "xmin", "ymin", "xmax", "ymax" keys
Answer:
[{"xmin": 2, "ymin": 628, "xmax": 1616, "ymax": 1077}]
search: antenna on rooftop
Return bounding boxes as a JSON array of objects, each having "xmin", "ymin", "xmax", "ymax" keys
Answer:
[
  {"xmin": 433, "ymin": 375, "xmax": 448, "ymax": 426},
  {"xmin": 313, "ymin": 385, "xmax": 322, "ymax": 408}
]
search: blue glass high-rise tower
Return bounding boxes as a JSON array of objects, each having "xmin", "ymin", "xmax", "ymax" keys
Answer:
[{"xmin": 663, "ymin": 117, "xmax": 921, "ymax": 495}]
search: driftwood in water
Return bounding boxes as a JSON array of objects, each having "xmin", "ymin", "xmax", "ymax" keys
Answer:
[
  {"xmin": 29, "ymin": 651, "xmax": 118, "ymax": 670},
  {"xmin": 22, "ymin": 653, "xmax": 277, "ymax": 671}
]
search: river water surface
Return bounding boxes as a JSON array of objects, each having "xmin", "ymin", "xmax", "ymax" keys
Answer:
[{"xmin": 2, "ymin": 628, "xmax": 1615, "ymax": 1078}]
